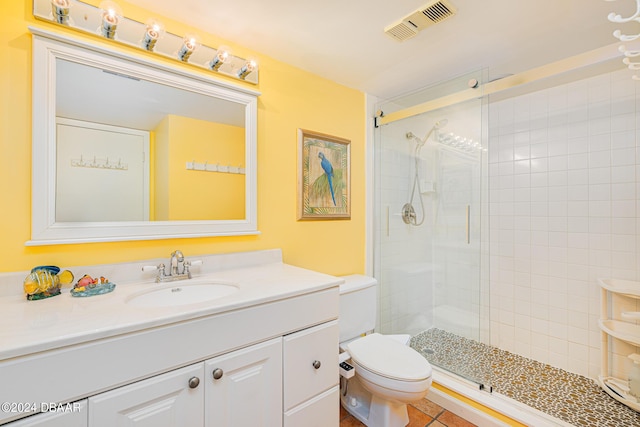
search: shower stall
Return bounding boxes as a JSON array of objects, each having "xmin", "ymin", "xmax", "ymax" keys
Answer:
[
  {"xmin": 373, "ymin": 71, "xmax": 492, "ymax": 389},
  {"xmin": 371, "ymin": 45, "xmax": 640, "ymax": 425}
]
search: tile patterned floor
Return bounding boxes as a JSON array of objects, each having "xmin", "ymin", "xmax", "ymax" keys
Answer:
[
  {"xmin": 339, "ymin": 396, "xmax": 476, "ymax": 427},
  {"xmin": 410, "ymin": 328, "xmax": 640, "ymax": 427}
]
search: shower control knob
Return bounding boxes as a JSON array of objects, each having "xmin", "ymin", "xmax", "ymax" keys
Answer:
[
  {"xmin": 188, "ymin": 377, "xmax": 200, "ymax": 389},
  {"xmin": 312, "ymin": 360, "xmax": 321, "ymax": 369},
  {"xmin": 212, "ymin": 368, "xmax": 224, "ymax": 380}
]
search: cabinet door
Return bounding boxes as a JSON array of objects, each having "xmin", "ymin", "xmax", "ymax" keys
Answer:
[
  {"xmin": 283, "ymin": 320, "xmax": 339, "ymax": 410},
  {"xmin": 204, "ymin": 337, "xmax": 282, "ymax": 427},
  {"xmin": 88, "ymin": 364, "xmax": 204, "ymax": 427},
  {"xmin": 8, "ymin": 400, "xmax": 87, "ymax": 427}
]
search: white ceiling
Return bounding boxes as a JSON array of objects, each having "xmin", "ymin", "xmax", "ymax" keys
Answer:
[
  {"xmin": 57, "ymin": 58, "xmax": 245, "ymax": 130},
  {"xmin": 125, "ymin": 0, "xmax": 632, "ymax": 100}
]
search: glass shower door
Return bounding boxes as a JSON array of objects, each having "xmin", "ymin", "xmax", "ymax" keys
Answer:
[{"xmin": 374, "ymin": 85, "xmax": 490, "ymax": 389}]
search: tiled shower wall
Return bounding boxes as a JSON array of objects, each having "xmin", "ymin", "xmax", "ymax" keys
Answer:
[{"xmin": 488, "ymin": 68, "xmax": 640, "ymax": 380}]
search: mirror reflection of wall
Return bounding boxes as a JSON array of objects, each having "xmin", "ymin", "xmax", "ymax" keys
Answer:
[
  {"xmin": 154, "ymin": 115, "xmax": 245, "ymax": 221},
  {"xmin": 55, "ymin": 57, "xmax": 247, "ymax": 223},
  {"xmin": 56, "ymin": 118, "xmax": 150, "ymax": 222}
]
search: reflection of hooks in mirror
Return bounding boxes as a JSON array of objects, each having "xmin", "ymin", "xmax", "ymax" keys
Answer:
[
  {"xmin": 185, "ymin": 161, "xmax": 245, "ymax": 175},
  {"xmin": 71, "ymin": 155, "xmax": 128, "ymax": 170}
]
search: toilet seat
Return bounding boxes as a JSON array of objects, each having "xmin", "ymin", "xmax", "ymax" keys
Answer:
[{"xmin": 346, "ymin": 333, "xmax": 432, "ymax": 382}]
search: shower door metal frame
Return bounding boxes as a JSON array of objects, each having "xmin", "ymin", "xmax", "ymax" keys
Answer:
[{"xmin": 375, "ymin": 42, "xmax": 622, "ymax": 128}]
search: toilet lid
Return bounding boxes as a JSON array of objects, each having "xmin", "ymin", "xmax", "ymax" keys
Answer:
[{"xmin": 347, "ymin": 333, "xmax": 432, "ymax": 381}]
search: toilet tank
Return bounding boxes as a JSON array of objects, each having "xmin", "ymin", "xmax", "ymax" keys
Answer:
[{"xmin": 339, "ymin": 274, "xmax": 377, "ymax": 343}]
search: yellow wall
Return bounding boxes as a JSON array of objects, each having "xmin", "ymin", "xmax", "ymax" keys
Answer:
[
  {"xmin": 0, "ymin": 1, "xmax": 366, "ymax": 276},
  {"xmin": 156, "ymin": 115, "xmax": 245, "ymax": 221}
]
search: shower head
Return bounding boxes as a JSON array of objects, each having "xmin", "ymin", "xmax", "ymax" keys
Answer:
[
  {"xmin": 422, "ymin": 119, "xmax": 448, "ymax": 144},
  {"xmin": 406, "ymin": 119, "xmax": 449, "ymax": 146}
]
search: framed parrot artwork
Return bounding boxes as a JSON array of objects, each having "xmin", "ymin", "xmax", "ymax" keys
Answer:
[{"xmin": 297, "ymin": 129, "xmax": 351, "ymax": 220}]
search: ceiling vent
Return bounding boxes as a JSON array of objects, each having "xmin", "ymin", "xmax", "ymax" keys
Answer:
[{"xmin": 384, "ymin": 0, "xmax": 457, "ymax": 42}]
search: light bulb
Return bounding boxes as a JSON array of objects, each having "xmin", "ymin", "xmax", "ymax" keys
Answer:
[
  {"xmin": 142, "ymin": 18, "xmax": 165, "ymax": 51},
  {"xmin": 209, "ymin": 45, "xmax": 232, "ymax": 71},
  {"xmin": 178, "ymin": 34, "xmax": 200, "ymax": 62},
  {"xmin": 50, "ymin": 0, "xmax": 71, "ymax": 25},
  {"xmin": 99, "ymin": 1, "xmax": 122, "ymax": 39},
  {"xmin": 237, "ymin": 58, "xmax": 258, "ymax": 79}
]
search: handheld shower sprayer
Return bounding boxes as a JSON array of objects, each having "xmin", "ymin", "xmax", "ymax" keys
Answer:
[
  {"xmin": 402, "ymin": 119, "xmax": 448, "ymax": 226},
  {"xmin": 406, "ymin": 119, "xmax": 449, "ymax": 147}
]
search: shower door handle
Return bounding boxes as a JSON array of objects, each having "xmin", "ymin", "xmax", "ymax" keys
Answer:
[
  {"xmin": 465, "ymin": 205, "xmax": 470, "ymax": 244},
  {"xmin": 386, "ymin": 205, "xmax": 390, "ymax": 237}
]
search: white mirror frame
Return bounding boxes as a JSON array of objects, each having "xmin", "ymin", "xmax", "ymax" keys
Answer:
[{"xmin": 28, "ymin": 27, "xmax": 260, "ymax": 246}]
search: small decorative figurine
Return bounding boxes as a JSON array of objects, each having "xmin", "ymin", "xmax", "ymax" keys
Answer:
[
  {"xmin": 70, "ymin": 274, "xmax": 116, "ymax": 297},
  {"xmin": 23, "ymin": 266, "xmax": 74, "ymax": 300}
]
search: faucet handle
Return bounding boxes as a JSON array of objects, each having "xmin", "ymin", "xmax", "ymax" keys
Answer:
[
  {"xmin": 183, "ymin": 260, "xmax": 202, "ymax": 279},
  {"xmin": 142, "ymin": 263, "xmax": 166, "ymax": 282}
]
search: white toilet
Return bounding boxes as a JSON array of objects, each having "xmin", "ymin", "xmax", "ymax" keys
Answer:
[{"xmin": 339, "ymin": 275, "xmax": 432, "ymax": 427}]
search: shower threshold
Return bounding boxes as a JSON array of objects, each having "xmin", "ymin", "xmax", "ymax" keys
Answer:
[{"xmin": 411, "ymin": 328, "xmax": 640, "ymax": 426}]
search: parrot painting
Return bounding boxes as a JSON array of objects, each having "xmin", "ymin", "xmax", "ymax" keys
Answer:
[{"xmin": 318, "ymin": 152, "xmax": 336, "ymax": 206}]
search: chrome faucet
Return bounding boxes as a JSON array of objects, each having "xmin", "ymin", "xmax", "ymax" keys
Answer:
[
  {"xmin": 170, "ymin": 250, "xmax": 185, "ymax": 276},
  {"xmin": 142, "ymin": 250, "xmax": 202, "ymax": 283}
]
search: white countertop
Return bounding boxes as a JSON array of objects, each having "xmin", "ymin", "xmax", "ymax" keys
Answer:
[{"xmin": 0, "ymin": 249, "xmax": 343, "ymax": 360}]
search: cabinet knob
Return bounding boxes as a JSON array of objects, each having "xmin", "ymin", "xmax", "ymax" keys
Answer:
[
  {"xmin": 312, "ymin": 360, "xmax": 321, "ymax": 370},
  {"xmin": 188, "ymin": 376, "xmax": 200, "ymax": 389},
  {"xmin": 212, "ymin": 368, "xmax": 224, "ymax": 380}
]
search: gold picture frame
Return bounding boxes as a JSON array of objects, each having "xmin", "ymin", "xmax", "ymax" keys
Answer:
[{"xmin": 298, "ymin": 129, "xmax": 351, "ymax": 220}]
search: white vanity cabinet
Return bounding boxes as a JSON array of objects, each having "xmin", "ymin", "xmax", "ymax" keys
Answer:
[
  {"xmin": 2, "ymin": 288, "xmax": 339, "ymax": 426},
  {"xmin": 82, "ymin": 323, "xmax": 336, "ymax": 427},
  {"xmin": 86, "ymin": 338, "xmax": 283, "ymax": 427},
  {"xmin": 0, "ymin": 251, "xmax": 341, "ymax": 426}
]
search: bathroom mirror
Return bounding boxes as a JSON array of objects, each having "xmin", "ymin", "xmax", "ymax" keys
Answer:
[{"xmin": 28, "ymin": 28, "xmax": 259, "ymax": 245}]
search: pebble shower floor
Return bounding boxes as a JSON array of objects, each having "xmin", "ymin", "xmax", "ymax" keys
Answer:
[{"xmin": 410, "ymin": 328, "xmax": 640, "ymax": 426}]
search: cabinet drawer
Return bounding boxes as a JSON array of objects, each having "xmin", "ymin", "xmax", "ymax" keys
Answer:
[
  {"xmin": 283, "ymin": 320, "xmax": 339, "ymax": 410},
  {"xmin": 284, "ymin": 386, "xmax": 339, "ymax": 427}
]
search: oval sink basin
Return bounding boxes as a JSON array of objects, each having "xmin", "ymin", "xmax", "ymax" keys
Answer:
[{"xmin": 126, "ymin": 281, "xmax": 238, "ymax": 308}]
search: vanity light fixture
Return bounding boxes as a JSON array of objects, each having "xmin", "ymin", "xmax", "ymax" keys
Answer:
[
  {"xmin": 142, "ymin": 18, "xmax": 165, "ymax": 51},
  {"xmin": 32, "ymin": 0, "xmax": 259, "ymax": 84},
  {"xmin": 99, "ymin": 1, "xmax": 122, "ymax": 39},
  {"xmin": 237, "ymin": 58, "xmax": 258, "ymax": 79},
  {"xmin": 178, "ymin": 34, "xmax": 200, "ymax": 62},
  {"xmin": 50, "ymin": 0, "xmax": 70, "ymax": 24},
  {"xmin": 209, "ymin": 45, "xmax": 232, "ymax": 71}
]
